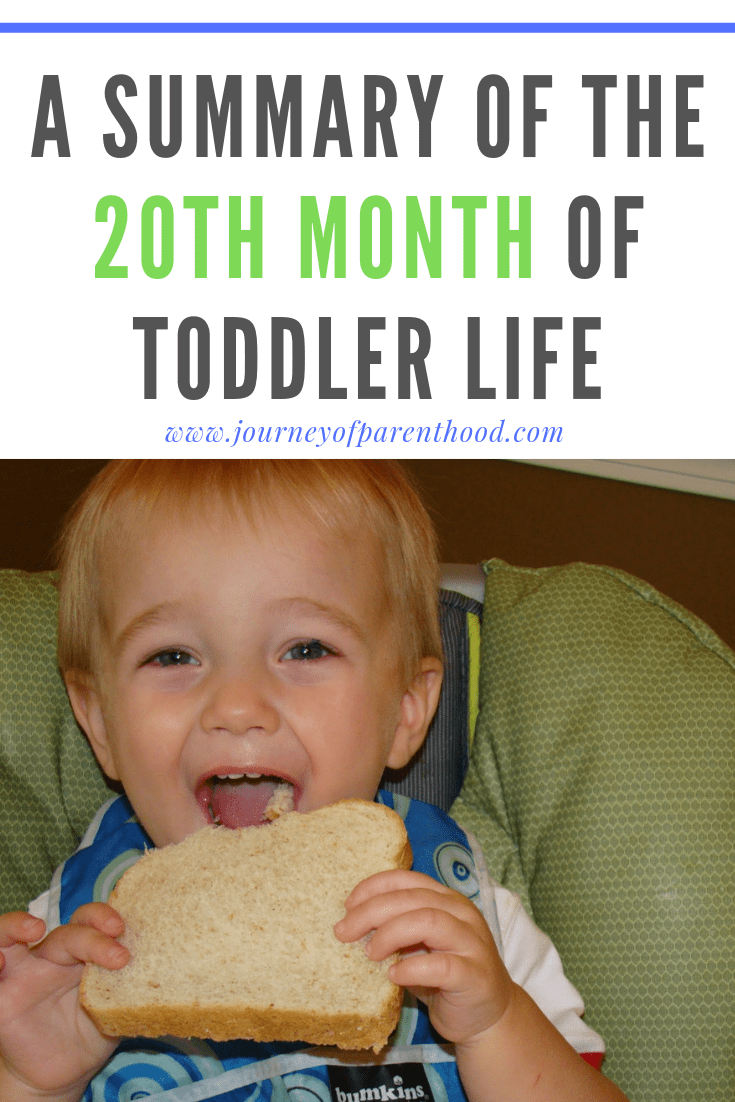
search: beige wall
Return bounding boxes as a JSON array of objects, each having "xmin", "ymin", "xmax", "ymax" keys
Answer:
[{"xmin": 2, "ymin": 459, "xmax": 733, "ymax": 649}]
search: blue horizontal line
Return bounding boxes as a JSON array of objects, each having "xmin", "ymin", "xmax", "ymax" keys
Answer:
[{"xmin": 1, "ymin": 22, "xmax": 734, "ymax": 33}]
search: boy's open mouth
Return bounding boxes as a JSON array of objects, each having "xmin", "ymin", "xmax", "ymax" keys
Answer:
[{"xmin": 196, "ymin": 774, "xmax": 295, "ymax": 829}]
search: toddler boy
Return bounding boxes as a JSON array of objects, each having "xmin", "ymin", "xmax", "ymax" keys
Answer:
[{"xmin": 0, "ymin": 460, "xmax": 629, "ymax": 1102}]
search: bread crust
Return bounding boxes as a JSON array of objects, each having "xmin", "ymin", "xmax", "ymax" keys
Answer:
[
  {"xmin": 80, "ymin": 799, "xmax": 411, "ymax": 1051},
  {"xmin": 83, "ymin": 983, "xmax": 404, "ymax": 1053}
]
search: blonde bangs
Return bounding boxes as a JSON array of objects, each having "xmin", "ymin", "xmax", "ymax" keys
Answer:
[{"xmin": 56, "ymin": 460, "xmax": 441, "ymax": 679}]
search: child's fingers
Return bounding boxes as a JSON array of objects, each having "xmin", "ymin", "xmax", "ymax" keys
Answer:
[
  {"xmin": 389, "ymin": 950, "xmax": 514, "ymax": 1042},
  {"xmin": 0, "ymin": 913, "xmax": 47, "ymax": 973},
  {"xmin": 336, "ymin": 886, "xmax": 487, "ymax": 946},
  {"xmin": 361, "ymin": 905, "xmax": 487, "ymax": 964},
  {"xmin": 344, "ymin": 869, "xmax": 452, "ymax": 908},
  {"xmin": 0, "ymin": 912, "xmax": 46, "ymax": 950},
  {"xmin": 32, "ymin": 922, "xmax": 129, "ymax": 971},
  {"xmin": 69, "ymin": 902, "xmax": 126, "ymax": 938},
  {"xmin": 389, "ymin": 945, "xmax": 480, "ymax": 994}
]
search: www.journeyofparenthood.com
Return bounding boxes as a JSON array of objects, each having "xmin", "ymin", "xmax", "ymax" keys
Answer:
[{"xmin": 163, "ymin": 419, "xmax": 563, "ymax": 447}]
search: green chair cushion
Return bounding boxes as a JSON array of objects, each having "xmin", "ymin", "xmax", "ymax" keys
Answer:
[
  {"xmin": 452, "ymin": 559, "xmax": 735, "ymax": 1102},
  {"xmin": 0, "ymin": 571, "xmax": 114, "ymax": 913}
]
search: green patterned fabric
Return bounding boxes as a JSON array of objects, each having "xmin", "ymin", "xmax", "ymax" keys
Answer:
[
  {"xmin": 0, "ymin": 571, "xmax": 113, "ymax": 913},
  {"xmin": 452, "ymin": 559, "xmax": 735, "ymax": 1102}
]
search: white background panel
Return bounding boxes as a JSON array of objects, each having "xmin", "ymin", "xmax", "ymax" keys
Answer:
[{"xmin": 0, "ymin": 13, "xmax": 731, "ymax": 456}]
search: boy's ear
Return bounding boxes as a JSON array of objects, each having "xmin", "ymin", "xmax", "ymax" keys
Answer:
[
  {"xmin": 64, "ymin": 672, "xmax": 121, "ymax": 782},
  {"xmin": 386, "ymin": 657, "xmax": 443, "ymax": 770}
]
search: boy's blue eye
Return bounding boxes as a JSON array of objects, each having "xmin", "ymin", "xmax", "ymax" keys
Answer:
[
  {"xmin": 147, "ymin": 649, "xmax": 197, "ymax": 668},
  {"xmin": 283, "ymin": 639, "xmax": 332, "ymax": 661}
]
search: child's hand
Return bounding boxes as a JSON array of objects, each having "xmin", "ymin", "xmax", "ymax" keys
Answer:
[
  {"xmin": 0, "ymin": 905, "xmax": 129, "ymax": 1101},
  {"xmin": 334, "ymin": 869, "xmax": 514, "ymax": 1047},
  {"xmin": 336, "ymin": 871, "xmax": 632, "ymax": 1102}
]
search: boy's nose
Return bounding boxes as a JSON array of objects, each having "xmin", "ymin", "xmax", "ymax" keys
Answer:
[{"xmin": 200, "ymin": 673, "xmax": 280, "ymax": 737}]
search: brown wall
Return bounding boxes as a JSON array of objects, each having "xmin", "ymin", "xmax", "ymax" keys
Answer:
[
  {"xmin": 402, "ymin": 460, "xmax": 735, "ymax": 649},
  {"xmin": 0, "ymin": 461, "xmax": 109, "ymax": 574},
  {"xmin": 1, "ymin": 459, "xmax": 733, "ymax": 650}
]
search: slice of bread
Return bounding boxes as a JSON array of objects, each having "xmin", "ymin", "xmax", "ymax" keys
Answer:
[{"xmin": 80, "ymin": 799, "xmax": 411, "ymax": 1051}]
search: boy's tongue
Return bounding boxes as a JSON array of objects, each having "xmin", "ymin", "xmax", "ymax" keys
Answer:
[{"xmin": 211, "ymin": 776, "xmax": 281, "ymax": 829}]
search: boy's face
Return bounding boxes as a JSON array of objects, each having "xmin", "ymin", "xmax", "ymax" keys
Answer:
[{"xmin": 68, "ymin": 500, "xmax": 441, "ymax": 848}]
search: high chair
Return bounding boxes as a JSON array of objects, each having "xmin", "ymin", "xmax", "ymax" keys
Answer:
[{"xmin": 1, "ymin": 561, "xmax": 732, "ymax": 1102}]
